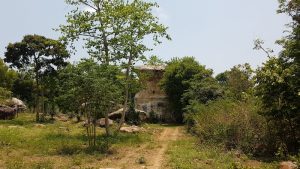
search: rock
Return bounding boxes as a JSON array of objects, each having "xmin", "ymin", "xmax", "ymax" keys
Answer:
[
  {"xmin": 97, "ymin": 118, "xmax": 114, "ymax": 127},
  {"xmin": 34, "ymin": 124, "xmax": 46, "ymax": 128},
  {"xmin": 120, "ymin": 125, "xmax": 145, "ymax": 133},
  {"xmin": 8, "ymin": 125, "xmax": 18, "ymax": 129},
  {"xmin": 0, "ymin": 105, "xmax": 17, "ymax": 120},
  {"xmin": 10, "ymin": 98, "xmax": 27, "ymax": 110},
  {"xmin": 58, "ymin": 116, "xmax": 69, "ymax": 122},
  {"xmin": 280, "ymin": 161, "xmax": 298, "ymax": 169},
  {"xmin": 108, "ymin": 108, "xmax": 148, "ymax": 121},
  {"xmin": 108, "ymin": 108, "xmax": 124, "ymax": 120}
]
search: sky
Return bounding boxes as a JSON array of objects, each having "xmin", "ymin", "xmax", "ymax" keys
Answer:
[{"xmin": 0, "ymin": 0, "xmax": 290, "ymax": 74}]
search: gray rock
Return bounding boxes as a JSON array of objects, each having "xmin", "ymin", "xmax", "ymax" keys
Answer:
[{"xmin": 97, "ymin": 118, "xmax": 114, "ymax": 127}]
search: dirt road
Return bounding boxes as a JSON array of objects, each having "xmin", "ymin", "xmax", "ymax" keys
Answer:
[
  {"xmin": 98, "ymin": 126, "xmax": 181, "ymax": 169},
  {"xmin": 148, "ymin": 127, "xmax": 179, "ymax": 169}
]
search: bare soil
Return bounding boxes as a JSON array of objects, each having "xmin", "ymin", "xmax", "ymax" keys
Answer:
[{"xmin": 98, "ymin": 126, "xmax": 180, "ymax": 169}]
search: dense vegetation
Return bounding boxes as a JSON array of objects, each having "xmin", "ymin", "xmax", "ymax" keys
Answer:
[{"xmin": 160, "ymin": 0, "xmax": 300, "ymax": 160}]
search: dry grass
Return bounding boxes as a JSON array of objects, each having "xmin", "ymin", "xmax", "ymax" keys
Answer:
[{"xmin": 0, "ymin": 113, "xmax": 153, "ymax": 169}]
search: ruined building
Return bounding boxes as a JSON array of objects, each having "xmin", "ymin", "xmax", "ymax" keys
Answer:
[{"xmin": 134, "ymin": 65, "xmax": 173, "ymax": 122}]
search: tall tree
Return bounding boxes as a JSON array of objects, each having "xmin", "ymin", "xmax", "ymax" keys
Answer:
[
  {"xmin": 57, "ymin": 59, "xmax": 122, "ymax": 141},
  {"xmin": 59, "ymin": 0, "xmax": 170, "ymax": 129},
  {"xmin": 160, "ymin": 57, "xmax": 212, "ymax": 123},
  {"xmin": 255, "ymin": 0, "xmax": 300, "ymax": 153},
  {"xmin": 4, "ymin": 34, "xmax": 69, "ymax": 121}
]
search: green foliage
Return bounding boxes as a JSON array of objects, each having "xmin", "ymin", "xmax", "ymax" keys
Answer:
[
  {"xmin": 160, "ymin": 56, "xmax": 214, "ymax": 123},
  {"xmin": 185, "ymin": 98, "xmax": 276, "ymax": 156},
  {"xmin": 57, "ymin": 59, "xmax": 122, "ymax": 115},
  {"xmin": 126, "ymin": 105, "xmax": 141, "ymax": 125},
  {"xmin": 4, "ymin": 35, "xmax": 69, "ymax": 77},
  {"xmin": 0, "ymin": 87, "xmax": 11, "ymax": 104},
  {"xmin": 147, "ymin": 55, "xmax": 165, "ymax": 66},
  {"xmin": 254, "ymin": 0, "xmax": 300, "ymax": 153},
  {"xmin": 60, "ymin": 0, "xmax": 170, "ymax": 129},
  {"xmin": 59, "ymin": 0, "xmax": 170, "ymax": 64},
  {"xmin": 0, "ymin": 59, "xmax": 17, "ymax": 90},
  {"xmin": 216, "ymin": 63, "xmax": 254, "ymax": 100},
  {"xmin": 183, "ymin": 77, "xmax": 223, "ymax": 105},
  {"xmin": 12, "ymin": 73, "xmax": 36, "ymax": 108},
  {"xmin": 57, "ymin": 59, "xmax": 123, "ymax": 145},
  {"xmin": 166, "ymin": 134, "xmax": 277, "ymax": 169},
  {"xmin": 148, "ymin": 110, "xmax": 160, "ymax": 123},
  {"xmin": 4, "ymin": 34, "xmax": 69, "ymax": 121}
]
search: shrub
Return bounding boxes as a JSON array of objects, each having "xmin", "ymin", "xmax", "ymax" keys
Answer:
[{"xmin": 185, "ymin": 98, "xmax": 276, "ymax": 156}]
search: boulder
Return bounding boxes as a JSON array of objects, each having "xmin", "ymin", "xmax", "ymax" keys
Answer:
[
  {"xmin": 0, "ymin": 105, "xmax": 17, "ymax": 120},
  {"xmin": 120, "ymin": 125, "xmax": 145, "ymax": 133},
  {"xmin": 97, "ymin": 118, "xmax": 114, "ymax": 127},
  {"xmin": 108, "ymin": 108, "xmax": 124, "ymax": 120},
  {"xmin": 108, "ymin": 108, "xmax": 148, "ymax": 121},
  {"xmin": 11, "ymin": 98, "xmax": 27, "ymax": 110},
  {"xmin": 34, "ymin": 124, "xmax": 46, "ymax": 128},
  {"xmin": 280, "ymin": 161, "xmax": 298, "ymax": 169}
]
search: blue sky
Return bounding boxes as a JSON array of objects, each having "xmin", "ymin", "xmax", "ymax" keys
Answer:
[{"xmin": 0, "ymin": 0, "xmax": 290, "ymax": 74}]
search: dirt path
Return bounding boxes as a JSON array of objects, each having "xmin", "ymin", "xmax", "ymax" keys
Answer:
[
  {"xmin": 148, "ymin": 127, "xmax": 179, "ymax": 169},
  {"xmin": 98, "ymin": 126, "xmax": 180, "ymax": 169}
]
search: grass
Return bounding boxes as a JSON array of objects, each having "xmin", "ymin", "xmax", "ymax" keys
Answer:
[
  {"xmin": 0, "ymin": 112, "xmax": 153, "ymax": 169},
  {"xmin": 165, "ymin": 131, "xmax": 278, "ymax": 169}
]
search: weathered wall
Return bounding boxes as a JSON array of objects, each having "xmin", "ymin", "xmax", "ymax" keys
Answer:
[{"xmin": 135, "ymin": 68, "xmax": 173, "ymax": 122}]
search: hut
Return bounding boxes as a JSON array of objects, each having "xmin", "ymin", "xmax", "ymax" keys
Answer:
[{"xmin": 134, "ymin": 65, "xmax": 173, "ymax": 122}]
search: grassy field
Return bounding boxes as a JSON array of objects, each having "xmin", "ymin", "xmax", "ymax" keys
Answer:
[
  {"xmin": 0, "ymin": 113, "xmax": 295, "ymax": 169},
  {"xmin": 0, "ymin": 113, "xmax": 153, "ymax": 169},
  {"xmin": 165, "ymin": 129, "xmax": 278, "ymax": 169}
]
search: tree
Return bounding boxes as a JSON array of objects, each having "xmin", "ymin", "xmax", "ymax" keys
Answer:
[
  {"xmin": 57, "ymin": 59, "xmax": 122, "ymax": 140},
  {"xmin": 182, "ymin": 77, "xmax": 223, "ymax": 106},
  {"xmin": 4, "ymin": 34, "xmax": 69, "ymax": 121},
  {"xmin": 216, "ymin": 64, "xmax": 254, "ymax": 100},
  {"xmin": 12, "ymin": 73, "xmax": 36, "ymax": 108},
  {"xmin": 0, "ymin": 59, "xmax": 17, "ymax": 90},
  {"xmin": 147, "ymin": 55, "xmax": 165, "ymax": 66},
  {"xmin": 59, "ymin": 0, "xmax": 170, "ymax": 129},
  {"xmin": 254, "ymin": 0, "xmax": 300, "ymax": 153},
  {"xmin": 160, "ymin": 57, "xmax": 212, "ymax": 123}
]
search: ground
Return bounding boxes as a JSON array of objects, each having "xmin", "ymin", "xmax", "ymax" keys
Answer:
[{"xmin": 0, "ymin": 113, "xmax": 278, "ymax": 169}]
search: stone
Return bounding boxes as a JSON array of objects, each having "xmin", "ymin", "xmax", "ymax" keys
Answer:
[
  {"xmin": 280, "ymin": 161, "xmax": 298, "ymax": 169},
  {"xmin": 34, "ymin": 124, "xmax": 46, "ymax": 128},
  {"xmin": 97, "ymin": 118, "xmax": 114, "ymax": 127},
  {"xmin": 120, "ymin": 125, "xmax": 145, "ymax": 133},
  {"xmin": 10, "ymin": 98, "xmax": 27, "ymax": 110},
  {"xmin": 0, "ymin": 105, "xmax": 17, "ymax": 120},
  {"xmin": 59, "ymin": 127, "xmax": 70, "ymax": 132}
]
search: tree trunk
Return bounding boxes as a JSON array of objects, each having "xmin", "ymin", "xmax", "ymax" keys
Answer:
[
  {"xmin": 118, "ymin": 54, "xmax": 132, "ymax": 131},
  {"xmin": 35, "ymin": 74, "xmax": 40, "ymax": 122},
  {"xmin": 105, "ymin": 111, "xmax": 110, "ymax": 136}
]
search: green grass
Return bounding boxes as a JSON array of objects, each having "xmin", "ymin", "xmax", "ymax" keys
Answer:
[
  {"xmin": 166, "ymin": 132, "xmax": 278, "ymax": 169},
  {"xmin": 0, "ymin": 113, "xmax": 153, "ymax": 169}
]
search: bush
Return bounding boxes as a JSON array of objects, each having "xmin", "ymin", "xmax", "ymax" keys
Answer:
[
  {"xmin": 185, "ymin": 98, "xmax": 276, "ymax": 156},
  {"xmin": 0, "ymin": 87, "xmax": 11, "ymax": 104},
  {"xmin": 126, "ymin": 105, "xmax": 141, "ymax": 125},
  {"xmin": 148, "ymin": 110, "xmax": 160, "ymax": 123}
]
